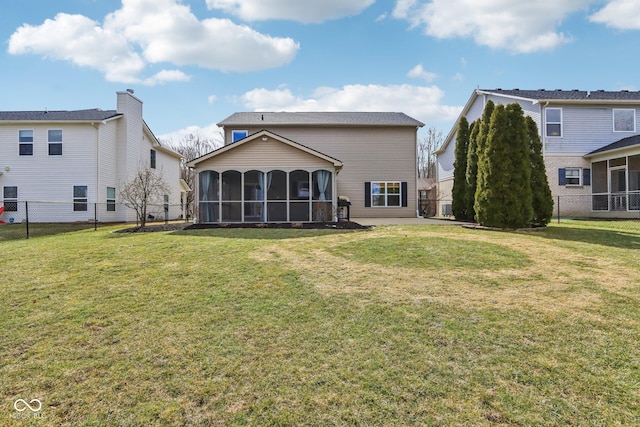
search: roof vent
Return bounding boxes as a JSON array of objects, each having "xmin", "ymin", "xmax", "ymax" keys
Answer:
[
  {"xmin": 622, "ymin": 90, "xmax": 629, "ymax": 92},
  {"xmin": 556, "ymin": 89, "xmax": 562, "ymax": 91},
  {"xmin": 126, "ymin": 88, "xmax": 134, "ymax": 94},
  {"xmin": 598, "ymin": 89, "xmax": 604, "ymax": 92},
  {"xmin": 539, "ymin": 89, "xmax": 546, "ymax": 91},
  {"xmin": 514, "ymin": 88, "xmax": 519, "ymax": 91}
]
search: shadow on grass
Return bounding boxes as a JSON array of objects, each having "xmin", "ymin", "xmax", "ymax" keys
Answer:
[
  {"xmin": 0, "ymin": 222, "xmax": 98, "ymax": 241},
  {"xmin": 531, "ymin": 223, "xmax": 640, "ymax": 249},
  {"xmin": 171, "ymin": 227, "xmax": 363, "ymax": 240}
]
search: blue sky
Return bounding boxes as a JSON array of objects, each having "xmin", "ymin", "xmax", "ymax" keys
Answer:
[{"xmin": 2, "ymin": 0, "xmax": 640, "ymax": 143}]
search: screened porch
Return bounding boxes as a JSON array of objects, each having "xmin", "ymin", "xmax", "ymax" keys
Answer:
[{"xmin": 198, "ymin": 169, "xmax": 335, "ymax": 223}]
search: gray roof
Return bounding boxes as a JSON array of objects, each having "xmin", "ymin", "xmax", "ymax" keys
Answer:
[
  {"xmin": 481, "ymin": 89, "xmax": 640, "ymax": 101},
  {"xmin": 0, "ymin": 109, "xmax": 120, "ymax": 122},
  {"xmin": 587, "ymin": 134, "xmax": 640, "ymax": 156},
  {"xmin": 218, "ymin": 112, "xmax": 424, "ymax": 127}
]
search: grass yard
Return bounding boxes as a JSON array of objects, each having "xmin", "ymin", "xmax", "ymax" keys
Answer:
[{"xmin": 1, "ymin": 221, "xmax": 639, "ymax": 425}]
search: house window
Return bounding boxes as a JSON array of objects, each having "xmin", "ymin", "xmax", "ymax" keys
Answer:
[
  {"xmin": 372, "ymin": 182, "xmax": 401, "ymax": 207},
  {"xmin": 613, "ymin": 109, "xmax": 635, "ymax": 132},
  {"xmin": 106, "ymin": 187, "xmax": 116, "ymax": 212},
  {"xmin": 559, "ymin": 167, "xmax": 589, "ymax": 186},
  {"xmin": 232, "ymin": 130, "xmax": 248, "ymax": 142},
  {"xmin": 73, "ymin": 185, "xmax": 88, "ymax": 211},
  {"xmin": 150, "ymin": 149, "xmax": 157, "ymax": 169},
  {"xmin": 545, "ymin": 108, "xmax": 562, "ymax": 137},
  {"xmin": 3, "ymin": 186, "xmax": 18, "ymax": 212},
  {"xmin": 19, "ymin": 130, "xmax": 33, "ymax": 155},
  {"xmin": 48, "ymin": 129, "xmax": 63, "ymax": 155}
]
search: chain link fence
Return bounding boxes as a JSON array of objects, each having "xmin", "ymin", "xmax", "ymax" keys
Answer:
[{"xmin": 0, "ymin": 201, "xmax": 188, "ymax": 240}]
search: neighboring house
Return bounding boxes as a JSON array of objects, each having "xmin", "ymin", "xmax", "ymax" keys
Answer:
[
  {"xmin": 436, "ymin": 89, "xmax": 640, "ymax": 218},
  {"xmin": 0, "ymin": 90, "xmax": 186, "ymax": 223},
  {"xmin": 187, "ymin": 112, "xmax": 424, "ymax": 223}
]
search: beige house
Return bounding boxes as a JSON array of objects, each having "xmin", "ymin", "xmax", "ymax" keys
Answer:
[{"xmin": 188, "ymin": 112, "xmax": 424, "ymax": 223}]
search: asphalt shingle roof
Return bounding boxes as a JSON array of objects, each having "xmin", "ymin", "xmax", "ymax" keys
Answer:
[
  {"xmin": 481, "ymin": 89, "xmax": 640, "ymax": 101},
  {"xmin": 218, "ymin": 112, "xmax": 424, "ymax": 127},
  {"xmin": 587, "ymin": 134, "xmax": 640, "ymax": 156},
  {"xmin": 0, "ymin": 109, "xmax": 120, "ymax": 121}
]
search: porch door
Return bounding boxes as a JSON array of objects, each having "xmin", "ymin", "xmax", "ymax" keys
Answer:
[{"xmin": 610, "ymin": 168, "xmax": 627, "ymax": 211}]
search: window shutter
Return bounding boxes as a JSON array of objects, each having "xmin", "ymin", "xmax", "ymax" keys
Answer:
[
  {"xmin": 401, "ymin": 182, "xmax": 408, "ymax": 207},
  {"xmin": 558, "ymin": 168, "xmax": 566, "ymax": 186},
  {"xmin": 583, "ymin": 168, "xmax": 591, "ymax": 186},
  {"xmin": 364, "ymin": 182, "xmax": 371, "ymax": 207}
]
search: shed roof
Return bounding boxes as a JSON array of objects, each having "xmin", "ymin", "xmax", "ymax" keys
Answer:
[{"xmin": 586, "ymin": 134, "xmax": 640, "ymax": 157}]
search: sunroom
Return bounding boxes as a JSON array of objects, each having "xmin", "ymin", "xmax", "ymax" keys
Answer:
[
  {"xmin": 188, "ymin": 130, "xmax": 343, "ymax": 223},
  {"xmin": 586, "ymin": 135, "xmax": 640, "ymax": 217}
]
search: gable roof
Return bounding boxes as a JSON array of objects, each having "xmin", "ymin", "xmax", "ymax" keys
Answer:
[
  {"xmin": 586, "ymin": 134, "xmax": 640, "ymax": 157},
  {"xmin": 218, "ymin": 112, "xmax": 424, "ymax": 127},
  {"xmin": 188, "ymin": 129, "xmax": 343, "ymax": 168},
  {"xmin": 436, "ymin": 88, "xmax": 640, "ymax": 155},
  {"xmin": 0, "ymin": 109, "xmax": 121, "ymax": 122},
  {"xmin": 478, "ymin": 89, "xmax": 640, "ymax": 102}
]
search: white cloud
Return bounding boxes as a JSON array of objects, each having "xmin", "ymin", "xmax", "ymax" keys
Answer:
[
  {"xmin": 8, "ymin": 0, "xmax": 300, "ymax": 84},
  {"xmin": 207, "ymin": 0, "xmax": 374, "ymax": 23},
  {"xmin": 589, "ymin": 0, "xmax": 640, "ymax": 30},
  {"xmin": 407, "ymin": 64, "xmax": 437, "ymax": 82},
  {"xmin": 208, "ymin": 95, "xmax": 218, "ymax": 104},
  {"xmin": 158, "ymin": 123, "xmax": 224, "ymax": 145},
  {"xmin": 142, "ymin": 69, "xmax": 191, "ymax": 86},
  {"xmin": 393, "ymin": 0, "xmax": 592, "ymax": 53},
  {"xmin": 452, "ymin": 72, "xmax": 464, "ymax": 82},
  {"xmin": 238, "ymin": 84, "xmax": 462, "ymax": 124}
]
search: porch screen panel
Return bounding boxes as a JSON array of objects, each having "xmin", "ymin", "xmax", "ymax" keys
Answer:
[
  {"xmin": 244, "ymin": 170, "xmax": 264, "ymax": 221},
  {"xmin": 629, "ymin": 155, "xmax": 640, "ymax": 210},
  {"xmin": 592, "ymin": 161, "xmax": 608, "ymax": 211},
  {"xmin": 312, "ymin": 170, "xmax": 332, "ymax": 222},
  {"xmin": 222, "ymin": 170, "xmax": 242, "ymax": 221},
  {"xmin": 267, "ymin": 170, "xmax": 287, "ymax": 221},
  {"xmin": 199, "ymin": 171, "xmax": 219, "ymax": 222},
  {"xmin": 290, "ymin": 170, "xmax": 310, "ymax": 221}
]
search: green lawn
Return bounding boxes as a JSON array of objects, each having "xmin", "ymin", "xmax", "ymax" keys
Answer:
[{"xmin": 2, "ymin": 221, "xmax": 639, "ymax": 426}]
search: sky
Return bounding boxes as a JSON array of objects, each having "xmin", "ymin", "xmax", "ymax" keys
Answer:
[{"xmin": 2, "ymin": 0, "xmax": 640, "ymax": 144}]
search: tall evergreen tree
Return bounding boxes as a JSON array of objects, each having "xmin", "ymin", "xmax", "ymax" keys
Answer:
[
  {"xmin": 452, "ymin": 116, "xmax": 470, "ymax": 220},
  {"xmin": 527, "ymin": 116, "xmax": 554, "ymax": 226},
  {"xmin": 465, "ymin": 120, "xmax": 480, "ymax": 221},
  {"xmin": 475, "ymin": 103, "xmax": 532, "ymax": 228}
]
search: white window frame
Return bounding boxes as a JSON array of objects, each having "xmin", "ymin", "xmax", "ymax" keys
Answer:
[
  {"xmin": 232, "ymin": 130, "xmax": 248, "ymax": 142},
  {"xmin": 48, "ymin": 129, "xmax": 63, "ymax": 155},
  {"xmin": 73, "ymin": 185, "xmax": 88, "ymax": 212},
  {"xmin": 565, "ymin": 167, "xmax": 581, "ymax": 186},
  {"xmin": 613, "ymin": 109, "xmax": 636, "ymax": 132},
  {"xmin": 371, "ymin": 181, "xmax": 401, "ymax": 207},
  {"xmin": 3, "ymin": 186, "xmax": 18, "ymax": 212},
  {"xmin": 545, "ymin": 108, "xmax": 562, "ymax": 138},
  {"xmin": 106, "ymin": 187, "xmax": 116, "ymax": 212},
  {"xmin": 19, "ymin": 129, "xmax": 33, "ymax": 156}
]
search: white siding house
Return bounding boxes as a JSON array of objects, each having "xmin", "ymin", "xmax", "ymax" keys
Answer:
[
  {"xmin": 436, "ymin": 89, "xmax": 640, "ymax": 218},
  {"xmin": 0, "ymin": 91, "xmax": 185, "ymax": 223}
]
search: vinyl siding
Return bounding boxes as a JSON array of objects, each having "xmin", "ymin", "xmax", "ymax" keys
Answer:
[
  {"xmin": 544, "ymin": 106, "xmax": 639, "ymax": 154},
  {"xmin": 222, "ymin": 126, "xmax": 417, "ymax": 218},
  {"xmin": 196, "ymin": 137, "xmax": 335, "ymax": 170}
]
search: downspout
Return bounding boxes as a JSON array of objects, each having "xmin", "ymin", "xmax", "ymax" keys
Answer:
[
  {"xmin": 416, "ymin": 126, "xmax": 421, "ymax": 218},
  {"xmin": 541, "ymin": 101, "xmax": 549, "ymax": 156},
  {"xmin": 92, "ymin": 122, "xmax": 100, "ymax": 221}
]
